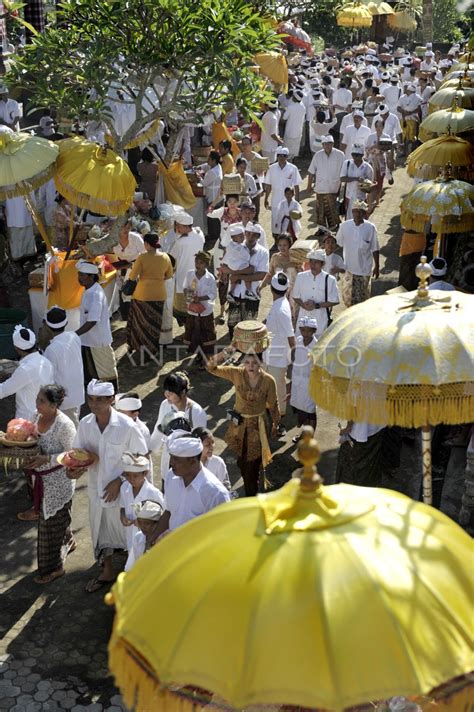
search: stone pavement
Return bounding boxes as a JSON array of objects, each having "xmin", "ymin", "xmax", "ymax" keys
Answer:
[{"xmin": 0, "ymin": 162, "xmax": 411, "ymax": 711}]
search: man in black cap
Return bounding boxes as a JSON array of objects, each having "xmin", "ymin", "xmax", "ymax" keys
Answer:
[{"xmin": 43, "ymin": 306, "xmax": 85, "ymax": 426}]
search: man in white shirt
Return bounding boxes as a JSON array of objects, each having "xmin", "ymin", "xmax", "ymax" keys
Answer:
[
  {"xmin": 336, "ymin": 200, "xmax": 380, "ymax": 307},
  {"xmin": 375, "ymin": 104, "xmax": 402, "ymax": 147},
  {"xmin": 331, "ymin": 78, "xmax": 353, "ymax": 112},
  {"xmin": 283, "ymin": 91, "xmax": 306, "ymax": 160},
  {"xmin": 260, "ymin": 101, "xmax": 283, "ymax": 163},
  {"xmin": 43, "ymin": 306, "xmax": 85, "ymax": 427},
  {"xmin": 340, "ymin": 111, "xmax": 372, "ymax": 159},
  {"xmin": 70, "ymin": 379, "xmax": 148, "ymax": 592},
  {"xmin": 420, "ymin": 51, "xmax": 437, "ymax": 73},
  {"xmin": 381, "ymin": 75, "xmax": 402, "ymax": 116},
  {"xmin": 0, "ymin": 325, "xmax": 54, "ymax": 420},
  {"xmin": 76, "ymin": 260, "xmax": 118, "ymax": 391},
  {"xmin": 339, "ymin": 145, "xmax": 374, "ymax": 219},
  {"xmin": 263, "ymin": 272, "xmax": 295, "ymax": 435},
  {"xmin": 0, "ymin": 86, "xmax": 20, "ymax": 131},
  {"xmin": 397, "ymin": 84, "xmax": 422, "ymax": 152},
  {"xmin": 263, "ymin": 147, "xmax": 302, "ymax": 239},
  {"xmin": 339, "ymin": 102, "xmax": 368, "ymax": 138},
  {"xmin": 307, "ymin": 135, "xmax": 344, "ymax": 230},
  {"xmin": 170, "ymin": 212, "xmax": 205, "ymax": 326},
  {"xmin": 153, "ymin": 434, "xmax": 230, "ymax": 535},
  {"xmin": 292, "ymin": 249, "xmax": 340, "ymax": 336},
  {"xmin": 221, "ymin": 226, "xmax": 269, "ymax": 339}
]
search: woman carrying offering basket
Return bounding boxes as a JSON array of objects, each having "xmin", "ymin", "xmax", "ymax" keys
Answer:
[
  {"xmin": 23, "ymin": 385, "xmax": 77, "ymax": 584},
  {"xmin": 206, "ymin": 321, "xmax": 280, "ymax": 496}
]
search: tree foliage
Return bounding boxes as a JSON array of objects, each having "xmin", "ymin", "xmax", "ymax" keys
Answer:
[{"xmin": 10, "ymin": 0, "xmax": 280, "ymax": 149}]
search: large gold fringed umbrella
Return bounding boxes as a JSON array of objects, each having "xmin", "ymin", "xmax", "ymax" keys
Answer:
[
  {"xmin": 106, "ymin": 435, "xmax": 473, "ymax": 712},
  {"xmin": 309, "ymin": 262, "xmax": 474, "ymax": 504},
  {"xmin": 336, "ymin": 2, "xmax": 373, "ymax": 28},
  {"xmin": 400, "ymin": 172, "xmax": 474, "ymax": 256},
  {"xmin": 429, "ymin": 86, "xmax": 474, "ymax": 113},
  {"xmin": 419, "ymin": 103, "xmax": 474, "ymax": 142},
  {"xmin": 54, "ymin": 138, "xmax": 136, "ymax": 216},
  {"xmin": 407, "ymin": 135, "xmax": 474, "ymax": 180},
  {"xmin": 0, "ymin": 130, "xmax": 59, "ymax": 253}
]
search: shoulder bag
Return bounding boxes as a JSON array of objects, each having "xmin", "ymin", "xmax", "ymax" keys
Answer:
[
  {"xmin": 325, "ymin": 273, "xmax": 333, "ymax": 327},
  {"xmin": 337, "ymin": 160, "xmax": 349, "ymax": 217}
]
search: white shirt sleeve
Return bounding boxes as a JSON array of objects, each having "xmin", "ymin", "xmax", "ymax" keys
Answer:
[
  {"xmin": 369, "ymin": 225, "xmax": 380, "ymax": 252},
  {"xmin": 0, "ymin": 363, "xmax": 31, "ymax": 401},
  {"xmin": 308, "ymin": 153, "xmax": 317, "ymax": 176},
  {"xmin": 327, "ymin": 274, "xmax": 340, "ymax": 303},
  {"xmin": 292, "ymin": 273, "xmax": 303, "ymax": 300}
]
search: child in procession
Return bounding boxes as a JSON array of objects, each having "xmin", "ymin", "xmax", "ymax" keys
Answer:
[
  {"xmin": 124, "ymin": 500, "xmax": 164, "ymax": 572},
  {"xmin": 290, "ymin": 316, "xmax": 319, "ymax": 442},
  {"xmin": 183, "ymin": 251, "xmax": 217, "ymax": 366}
]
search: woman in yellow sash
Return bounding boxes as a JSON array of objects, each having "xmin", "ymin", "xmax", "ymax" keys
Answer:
[{"xmin": 207, "ymin": 347, "xmax": 280, "ymax": 496}]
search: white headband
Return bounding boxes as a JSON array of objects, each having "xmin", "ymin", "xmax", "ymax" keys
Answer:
[
  {"xmin": 45, "ymin": 305, "xmax": 68, "ymax": 329},
  {"xmin": 76, "ymin": 260, "xmax": 99, "ymax": 275},
  {"xmin": 87, "ymin": 379, "xmax": 114, "ymax": 396},
  {"xmin": 132, "ymin": 500, "xmax": 163, "ymax": 520},
  {"xmin": 13, "ymin": 324, "xmax": 36, "ymax": 350},
  {"xmin": 121, "ymin": 452, "xmax": 149, "ymax": 472},
  {"xmin": 298, "ymin": 316, "xmax": 318, "ymax": 329},
  {"xmin": 168, "ymin": 435, "xmax": 203, "ymax": 457},
  {"xmin": 116, "ymin": 395, "xmax": 142, "ymax": 411}
]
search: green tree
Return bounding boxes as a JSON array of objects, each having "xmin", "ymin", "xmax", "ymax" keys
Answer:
[
  {"xmin": 432, "ymin": 0, "xmax": 464, "ymax": 41},
  {"xmin": 9, "ymin": 0, "xmax": 279, "ymax": 251}
]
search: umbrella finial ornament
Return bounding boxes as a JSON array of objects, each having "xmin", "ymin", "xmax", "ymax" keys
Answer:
[
  {"xmin": 296, "ymin": 426, "xmax": 322, "ymax": 492},
  {"xmin": 415, "ymin": 256, "xmax": 432, "ymax": 301}
]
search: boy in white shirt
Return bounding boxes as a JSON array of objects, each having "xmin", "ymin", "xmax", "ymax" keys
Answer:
[
  {"xmin": 221, "ymin": 224, "xmax": 253, "ymax": 302},
  {"xmin": 124, "ymin": 500, "xmax": 164, "ymax": 572},
  {"xmin": 119, "ymin": 453, "xmax": 163, "ymax": 556},
  {"xmin": 275, "ymin": 186, "xmax": 303, "ymax": 240},
  {"xmin": 320, "ymin": 233, "xmax": 345, "ymax": 277},
  {"xmin": 290, "ymin": 316, "xmax": 319, "ymax": 442},
  {"xmin": 192, "ymin": 427, "xmax": 232, "ymax": 492}
]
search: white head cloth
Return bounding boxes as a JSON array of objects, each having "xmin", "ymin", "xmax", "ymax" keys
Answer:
[
  {"xmin": 298, "ymin": 316, "xmax": 318, "ymax": 329},
  {"xmin": 87, "ymin": 379, "xmax": 114, "ymax": 396},
  {"xmin": 45, "ymin": 305, "xmax": 68, "ymax": 329},
  {"xmin": 13, "ymin": 325, "xmax": 36, "ymax": 350},
  {"xmin": 271, "ymin": 272, "xmax": 289, "ymax": 291},
  {"xmin": 307, "ymin": 249, "xmax": 326, "ymax": 263},
  {"xmin": 175, "ymin": 212, "xmax": 193, "ymax": 226},
  {"xmin": 133, "ymin": 500, "xmax": 163, "ymax": 520},
  {"xmin": 121, "ymin": 452, "xmax": 150, "ymax": 472},
  {"xmin": 116, "ymin": 394, "xmax": 142, "ymax": 411},
  {"xmin": 229, "ymin": 224, "xmax": 245, "ymax": 237},
  {"xmin": 168, "ymin": 435, "xmax": 203, "ymax": 457},
  {"xmin": 76, "ymin": 260, "xmax": 99, "ymax": 275}
]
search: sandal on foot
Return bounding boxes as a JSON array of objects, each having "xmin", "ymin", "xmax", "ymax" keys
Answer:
[
  {"xmin": 17, "ymin": 508, "xmax": 39, "ymax": 522},
  {"xmin": 85, "ymin": 577, "xmax": 116, "ymax": 593},
  {"xmin": 34, "ymin": 569, "xmax": 65, "ymax": 585},
  {"xmin": 67, "ymin": 539, "xmax": 77, "ymax": 555}
]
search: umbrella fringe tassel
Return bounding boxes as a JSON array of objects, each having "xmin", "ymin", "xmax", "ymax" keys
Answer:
[
  {"xmin": 309, "ymin": 368, "xmax": 474, "ymax": 428},
  {"xmin": 54, "ymin": 174, "xmax": 133, "ymax": 217},
  {"xmin": 0, "ymin": 165, "xmax": 56, "ymax": 201},
  {"xmin": 109, "ymin": 636, "xmax": 207, "ymax": 712}
]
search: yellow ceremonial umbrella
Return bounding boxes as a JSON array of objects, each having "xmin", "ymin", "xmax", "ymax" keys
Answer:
[
  {"xmin": 400, "ymin": 173, "xmax": 474, "ymax": 257},
  {"xmin": 54, "ymin": 138, "xmax": 136, "ymax": 216},
  {"xmin": 429, "ymin": 87, "xmax": 474, "ymax": 113},
  {"xmin": 364, "ymin": 0, "xmax": 394, "ymax": 14},
  {"xmin": 0, "ymin": 129, "xmax": 59, "ymax": 253},
  {"xmin": 440, "ymin": 77, "xmax": 474, "ymax": 90},
  {"xmin": 309, "ymin": 264, "xmax": 474, "ymax": 504},
  {"xmin": 407, "ymin": 135, "xmax": 474, "ymax": 180},
  {"xmin": 336, "ymin": 2, "xmax": 373, "ymax": 28},
  {"xmin": 254, "ymin": 52, "xmax": 288, "ymax": 89},
  {"xmin": 387, "ymin": 11, "xmax": 417, "ymax": 32},
  {"xmin": 107, "ymin": 437, "xmax": 473, "ymax": 712},
  {"xmin": 419, "ymin": 103, "xmax": 474, "ymax": 142}
]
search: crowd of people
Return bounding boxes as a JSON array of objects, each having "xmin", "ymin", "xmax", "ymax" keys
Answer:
[{"xmin": 0, "ymin": 35, "xmax": 472, "ymax": 592}]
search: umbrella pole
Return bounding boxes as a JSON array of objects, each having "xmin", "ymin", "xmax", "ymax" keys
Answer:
[
  {"xmin": 65, "ymin": 208, "xmax": 85, "ymax": 261},
  {"xmin": 23, "ymin": 194, "xmax": 54, "ymax": 256},
  {"xmin": 433, "ymin": 230, "xmax": 443, "ymax": 258},
  {"xmin": 421, "ymin": 425, "xmax": 432, "ymax": 505}
]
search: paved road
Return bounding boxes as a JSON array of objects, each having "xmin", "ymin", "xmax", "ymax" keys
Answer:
[{"xmin": 0, "ymin": 162, "xmax": 410, "ymax": 711}]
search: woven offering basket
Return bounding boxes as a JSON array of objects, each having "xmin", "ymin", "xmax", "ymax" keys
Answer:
[
  {"xmin": 289, "ymin": 239, "xmax": 318, "ymax": 266},
  {"xmin": 250, "ymin": 157, "xmax": 269, "ymax": 174},
  {"xmin": 233, "ymin": 320, "xmax": 270, "ymax": 354},
  {"xmin": 0, "ymin": 442, "xmax": 41, "ymax": 471},
  {"xmin": 222, "ymin": 174, "xmax": 244, "ymax": 195}
]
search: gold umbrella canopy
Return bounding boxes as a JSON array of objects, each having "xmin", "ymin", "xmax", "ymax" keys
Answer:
[
  {"xmin": 0, "ymin": 130, "xmax": 59, "ymax": 200},
  {"xmin": 407, "ymin": 135, "xmax": 474, "ymax": 180},
  {"xmin": 429, "ymin": 87, "xmax": 474, "ymax": 113},
  {"xmin": 309, "ymin": 264, "xmax": 474, "ymax": 503},
  {"xmin": 400, "ymin": 174, "xmax": 474, "ymax": 236},
  {"xmin": 54, "ymin": 138, "xmax": 136, "ymax": 216},
  {"xmin": 363, "ymin": 0, "xmax": 394, "ymax": 14},
  {"xmin": 336, "ymin": 2, "xmax": 373, "ymax": 27},
  {"xmin": 107, "ymin": 438, "xmax": 474, "ymax": 712},
  {"xmin": 419, "ymin": 104, "xmax": 474, "ymax": 142}
]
